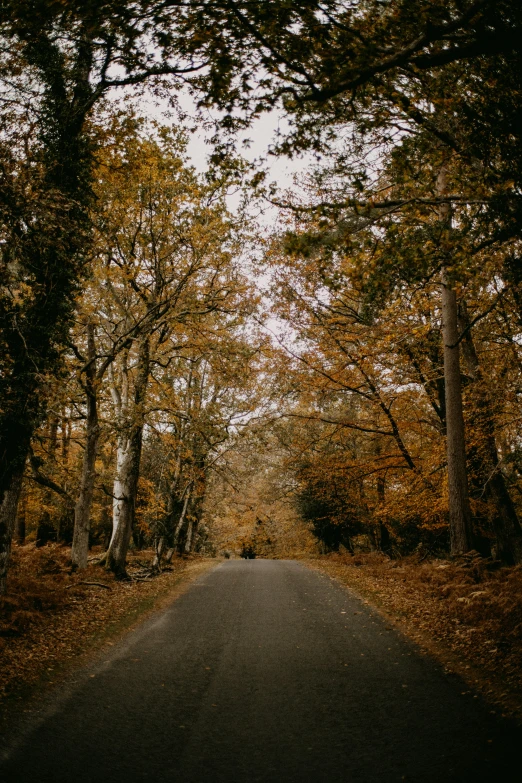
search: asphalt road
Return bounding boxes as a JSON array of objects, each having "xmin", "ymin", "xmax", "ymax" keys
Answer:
[{"xmin": 1, "ymin": 559, "xmax": 520, "ymax": 782}]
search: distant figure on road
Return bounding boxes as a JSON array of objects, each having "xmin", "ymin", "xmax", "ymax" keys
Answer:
[{"xmin": 240, "ymin": 545, "xmax": 256, "ymax": 559}]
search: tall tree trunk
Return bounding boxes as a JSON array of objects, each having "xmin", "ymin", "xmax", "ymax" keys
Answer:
[
  {"xmin": 441, "ymin": 278, "xmax": 474, "ymax": 554},
  {"xmin": 106, "ymin": 336, "xmax": 150, "ymax": 578},
  {"xmin": 173, "ymin": 483, "xmax": 192, "ymax": 551},
  {"xmin": 438, "ymin": 167, "xmax": 474, "ymax": 556},
  {"xmin": 376, "ymin": 473, "xmax": 392, "ymax": 555},
  {"xmin": 15, "ymin": 492, "xmax": 26, "ymax": 546},
  {"xmin": 186, "ymin": 458, "xmax": 208, "ymax": 556},
  {"xmin": 36, "ymin": 416, "xmax": 59, "ymax": 547},
  {"xmin": 184, "ymin": 489, "xmax": 205, "ymax": 555},
  {"xmin": 374, "ymin": 439, "xmax": 392, "ymax": 554},
  {"xmin": 183, "ymin": 469, "xmax": 206, "ymax": 555},
  {"xmin": 184, "ymin": 487, "xmax": 205, "ymax": 555},
  {"xmin": 459, "ymin": 302, "xmax": 522, "ymax": 563},
  {"xmin": 0, "ymin": 467, "xmax": 25, "ymax": 594},
  {"xmin": 71, "ymin": 322, "xmax": 100, "ymax": 568},
  {"xmin": 152, "ymin": 446, "xmax": 183, "ymax": 568},
  {"xmin": 183, "ymin": 515, "xmax": 194, "ymax": 555}
]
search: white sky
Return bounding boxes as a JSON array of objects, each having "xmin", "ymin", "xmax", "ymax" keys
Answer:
[
  {"xmin": 142, "ymin": 89, "xmax": 309, "ymax": 197},
  {"xmin": 138, "ymin": 89, "xmax": 309, "ymax": 338}
]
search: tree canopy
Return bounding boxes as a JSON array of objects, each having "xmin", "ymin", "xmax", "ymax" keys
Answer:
[{"xmin": 1, "ymin": 0, "xmax": 522, "ymax": 595}]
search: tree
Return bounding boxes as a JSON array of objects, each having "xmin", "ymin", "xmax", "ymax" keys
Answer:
[
  {"xmin": 264, "ymin": 168, "xmax": 522, "ymax": 559},
  {"xmin": 177, "ymin": 0, "xmax": 522, "ymax": 557},
  {"xmin": 0, "ymin": 0, "xmax": 212, "ymax": 591},
  {"xmin": 146, "ymin": 303, "xmax": 266, "ymax": 565},
  {"xmin": 79, "ymin": 127, "xmax": 253, "ymax": 576}
]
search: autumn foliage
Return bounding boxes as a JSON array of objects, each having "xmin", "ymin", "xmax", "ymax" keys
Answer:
[{"xmin": 2, "ymin": 1, "xmax": 522, "ymax": 721}]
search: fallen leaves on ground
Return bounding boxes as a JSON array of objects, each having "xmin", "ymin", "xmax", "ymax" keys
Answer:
[
  {"xmin": 308, "ymin": 551, "xmax": 522, "ymax": 721},
  {"xmin": 0, "ymin": 544, "xmax": 212, "ymax": 707}
]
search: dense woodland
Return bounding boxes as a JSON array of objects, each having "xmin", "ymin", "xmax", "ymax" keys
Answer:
[{"xmin": 1, "ymin": 1, "xmax": 522, "ymax": 596}]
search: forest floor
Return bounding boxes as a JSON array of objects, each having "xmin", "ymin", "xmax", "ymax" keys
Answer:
[
  {"xmin": 308, "ymin": 551, "xmax": 522, "ymax": 723},
  {"xmin": 0, "ymin": 544, "xmax": 215, "ymax": 728}
]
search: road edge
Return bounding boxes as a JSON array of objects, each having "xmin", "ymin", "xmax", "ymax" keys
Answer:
[
  {"xmin": 0, "ymin": 558, "xmax": 218, "ymax": 759},
  {"xmin": 302, "ymin": 557, "xmax": 522, "ymax": 725}
]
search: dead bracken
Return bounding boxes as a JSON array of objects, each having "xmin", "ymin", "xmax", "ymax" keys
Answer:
[
  {"xmin": 0, "ymin": 545, "xmax": 209, "ymax": 708},
  {"xmin": 310, "ymin": 551, "xmax": 522, "ymax": 722}
]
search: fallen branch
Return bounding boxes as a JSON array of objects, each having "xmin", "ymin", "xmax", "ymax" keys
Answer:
[{"xmin": 66, "ymin": 581, "xmax": 112, "ymax": 590}]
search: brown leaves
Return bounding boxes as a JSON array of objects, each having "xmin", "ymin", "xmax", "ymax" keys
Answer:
[
  {"xmin": 0, "ymin": 544, "xmax": 204, "ymax": 704},
  {"xmin": 312, "ymin": 552, "xmax": 522, "ymax": 720}
]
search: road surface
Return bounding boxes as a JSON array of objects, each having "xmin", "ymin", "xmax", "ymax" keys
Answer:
[{"xmin": 1, "ymin": 559, "xmax": 520, "ymax": 782}]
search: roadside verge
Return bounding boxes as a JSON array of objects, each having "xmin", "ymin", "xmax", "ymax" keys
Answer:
[
  {"xmin": 0, "ymin": 546, "xmax": 217, "ymax": 740},
  {"xmin": 305, "ymin": 552, "xmax": 522, "ymax": 723}
]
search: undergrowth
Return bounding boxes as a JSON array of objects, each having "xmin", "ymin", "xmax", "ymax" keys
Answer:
[
  {"xmin": 313, "ymin": 551, "xmax": 522, "ymax": 720},
  {"xmin": 0, "ymin": 544, "xmax": 201, "ymax": 705},
  {"xmin": 0, "ymin": 546, "xmax": 110, "ymax": 640}
]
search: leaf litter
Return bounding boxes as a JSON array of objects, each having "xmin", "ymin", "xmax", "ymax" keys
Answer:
[
  {"xmin": 308, "ymin": 551, "xmax": 522, "ymax": 722},
  {"xmin": 0, "ymin": 544, "xmax": 213, "ymax": 712}
]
